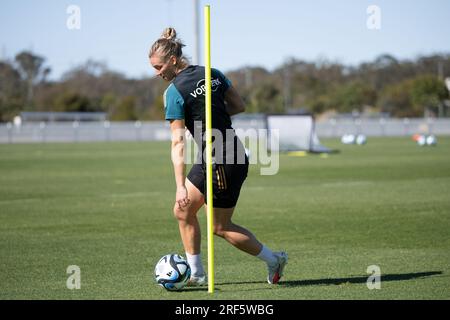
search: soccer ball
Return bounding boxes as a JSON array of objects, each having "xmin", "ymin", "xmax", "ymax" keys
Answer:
[
  {"xmin": 356, "ymin": 134, "xmax": 367, "ymax": 145},
  {"xmin": 341, "ymin": 134, "xmax": 356, "ymax": 144},
  {"xmin": 426, "ymin": 135, "xmax": 437, "ymax": 146},
  {"xmin": 417, "ymin": 135, "xmax": 427, "ymax": 146},
  {"xmin": 154, "ymin": 254, "xmax": 191, "ymax": 291}
]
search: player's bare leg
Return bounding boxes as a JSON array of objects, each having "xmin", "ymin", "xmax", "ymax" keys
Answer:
[
  {"xmin": 173, "ymin": 179, "xmax": 206, "ymax": 285},
  {"xmin": 211, "ymin": 206, "xmax": 262, "ymax": 255},
  {"xmin": 173, "ymin": 179, "xmax": 204, "ymax": 255},
  {"xmin": 211, "ymin": 206, "xmax": 288, "ymax": 284}
]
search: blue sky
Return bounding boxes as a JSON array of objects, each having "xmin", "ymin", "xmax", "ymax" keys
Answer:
[{"xmin": 1, "ymin": 0, "xmax": 449, "ymax": 80}]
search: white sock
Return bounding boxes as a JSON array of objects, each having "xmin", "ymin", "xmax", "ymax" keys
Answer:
[
  {"xmin": 185, "ymin": 252, "xmax": 205, "ymax": 277},
  {"xmin": 256, "ymin": 245, "xmax": 277, "ymax": 266}
]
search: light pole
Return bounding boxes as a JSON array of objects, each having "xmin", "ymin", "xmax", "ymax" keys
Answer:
[{"xmin": 193, "ymin": 0, "xmax": 200, "ymax": 65}]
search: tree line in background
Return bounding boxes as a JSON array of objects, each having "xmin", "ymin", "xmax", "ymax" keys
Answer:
[{"xmin": 0, "ymin": 51, "xmax": 449, "ymax": 122}]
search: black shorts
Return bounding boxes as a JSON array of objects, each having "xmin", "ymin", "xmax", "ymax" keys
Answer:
[{"xmin": 187, "ymin": 161, "xmax": 249, "ymax": 208}]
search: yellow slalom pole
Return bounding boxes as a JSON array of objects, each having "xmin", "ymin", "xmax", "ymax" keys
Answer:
[{"xmin": 204, "ymin": 4, "xmax": 214, "ymax": 294}]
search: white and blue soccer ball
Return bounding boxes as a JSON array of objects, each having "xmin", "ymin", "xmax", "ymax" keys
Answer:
[
  {"xmin": 426, "ymin": 135, "xmax": 437, "ymax": 146},
  {"xmin": 417, "ymin": 135, "xmax": 427, "ymax": 146},
  {"xmin": 356, "ymin": 134, "xmax": 367, "ymax": 145},
  {"xmin": 341, "ymin": 134, "xmax": 356, "ymax": 144},
  {"xmin": 154, "ymin": 254, "xmax": 191, "ymax": 291}
]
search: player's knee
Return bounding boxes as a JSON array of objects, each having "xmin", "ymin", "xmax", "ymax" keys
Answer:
[
  {"xmin": 173, "ymin": 205, "xmax": 188, "ymax": 221},
  {"xmin": 213, "ymin": 223, "xmax": 227, "ymax": 238}
]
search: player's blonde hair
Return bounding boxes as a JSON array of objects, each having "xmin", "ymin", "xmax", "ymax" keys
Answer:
[{"xmin": 149, "ymin": 27, "xmax": 188, "ymax": 66}]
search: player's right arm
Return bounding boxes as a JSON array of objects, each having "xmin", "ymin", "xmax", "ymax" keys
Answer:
[
  {"xmin": 165, "ymin": 84, "xmax": 189, "ymax": 209},
  {"xmin": 170, "ymin": 119, "xmax": 189, "ymax": 209}
]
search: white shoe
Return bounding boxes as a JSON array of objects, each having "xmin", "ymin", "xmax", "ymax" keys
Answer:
[
  {"xmin": 267, "ymin": 252, "xmax": 288, "ymax": 284},
  {"xmin": 186, "ymin": 274, "xmax": 207, "ymax": 287}
]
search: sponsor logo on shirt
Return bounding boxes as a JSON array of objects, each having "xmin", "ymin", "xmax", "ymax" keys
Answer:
[{"xmin": 190, "ymin": 78, "xmax": 222, "ymax": 98}]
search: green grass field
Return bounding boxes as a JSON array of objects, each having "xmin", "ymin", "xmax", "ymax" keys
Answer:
[{"xmin": 1, "ymin": 137, "xmax": 449, "ymax": 300}]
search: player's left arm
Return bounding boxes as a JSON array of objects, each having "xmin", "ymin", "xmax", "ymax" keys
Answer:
[
  {"xmin": 170, "ymin": 119, "xmax": 190, "ymax": 209},
  {"xmin": 224, "ymin": 85, "xmax": 246, "ymax": 116}
]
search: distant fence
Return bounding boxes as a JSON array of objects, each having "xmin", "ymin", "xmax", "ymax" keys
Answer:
[
  {"xmin": 0, "ymin": 117, "xmax": 449, "ymax": 144},
  {"xmin": 315, "ymin": 118, "xmax": 450, "ymax": 137},
  {"xmin": 0, "ymin": 121, "xmax": 171, "ymax": 144}
]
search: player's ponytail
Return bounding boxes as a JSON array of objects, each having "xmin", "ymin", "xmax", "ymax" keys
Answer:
[
  {"xmin": 160, "ymin": 27, "xmax": 177, "ymax": 41},
  {"xmin": 149, "ymin": 27, "xmax": 188, "ymax": 66}
]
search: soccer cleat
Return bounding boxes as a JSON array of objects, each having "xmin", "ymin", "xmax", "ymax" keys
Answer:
[
  {"xmin": 267, "ymin": 252, "xmax": 288, "ymax": 284},
  {"xmin": 186, "ymin": 274, "xmax": 207, "ymax": 287}
]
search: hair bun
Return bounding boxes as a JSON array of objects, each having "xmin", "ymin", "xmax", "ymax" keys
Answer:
[{"xmin": 161, "ymin": 27, "xmax": 177, "ymax": 40}]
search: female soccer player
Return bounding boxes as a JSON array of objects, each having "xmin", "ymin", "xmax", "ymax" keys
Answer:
[{"xmin": 149, "ymin": 27, "xmax": 287, "ymax": 285}]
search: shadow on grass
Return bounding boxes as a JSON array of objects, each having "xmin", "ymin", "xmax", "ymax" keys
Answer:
[{"xmin": 217, "ymin": 271, "xmax": 443, "ymax": 287}]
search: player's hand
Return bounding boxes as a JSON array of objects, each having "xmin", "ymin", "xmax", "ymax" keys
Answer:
[{"xmin": 176, "ymin": 186, "xmax": 190, "ymax": 210}]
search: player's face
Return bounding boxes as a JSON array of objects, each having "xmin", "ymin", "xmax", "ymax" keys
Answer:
[{"xmin": 150, "ymin": 54, "xmax": 177, "ymax": 81}]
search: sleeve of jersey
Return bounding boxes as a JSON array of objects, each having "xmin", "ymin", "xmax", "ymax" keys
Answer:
[
  {"xmin": 164, "ymin": 84, "xmax": 185, "ymax": 120},
  {"xmin": 212, "ymin": 68, "xmax": 232, "ymax": 91}
]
